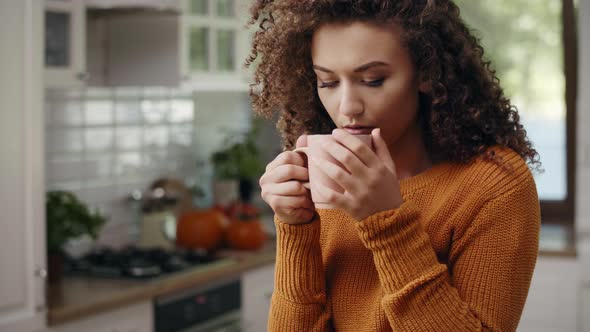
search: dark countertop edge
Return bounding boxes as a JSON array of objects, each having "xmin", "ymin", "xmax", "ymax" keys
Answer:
[
  {"xmin": 539, "ymin": 247, "xmax": 577, "ymax": 257},
  {"xmin": 47, "ymin": 250, "xmax": 276, "ymax": 326}
]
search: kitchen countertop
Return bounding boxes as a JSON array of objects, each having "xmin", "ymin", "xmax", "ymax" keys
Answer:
[{"xmin": 47, "ymin": 241, "xmax": 276, "ymax": 326}]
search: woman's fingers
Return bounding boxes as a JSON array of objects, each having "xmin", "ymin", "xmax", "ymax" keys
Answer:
[
  {"xmin": 312, "ymin": 180, "xmax": 348, "ymax": 209},
  {"xmin": 265, "ymin": 151, "xmax": 306, "ymax": 173},
  {"xmin": 318, "ymin": 137, "xmax": 366, "ymax": 175},
  {"xmin": 260, "ymin": 140, "xmax": 317, "ymax": 225},
  {"xmin": 262, "ymin": 181, "xmax": 308, "ymax": 197},
  {"xmin": 296, "ymin": 134, "xmax": 308, "ymax": 148},
  {"xmin": 270, "ymin": 194, "xmax": 314, "ymax": 210},
  {"xmin": 309, "ymin": 157, "xmax": 356, "ymax": 192},
  {"xmin": 331, "ymin": 129, "xmax": 378, "ymax": 168},
  {"xmin": 259, "ymin": 164, "xmax": 309, "ymax": 186},
  {"xmin": 267, "ymin": 194, "xmax": 315, "ymax": 225},
  {"xmin": 371, "ymin": 128, "xmax": 396, "ymax": 174}
]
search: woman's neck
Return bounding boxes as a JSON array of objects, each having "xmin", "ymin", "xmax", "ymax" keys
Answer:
[{"xmin": 390, "ymin": 123, "xmax": 432, "ymax": 180}]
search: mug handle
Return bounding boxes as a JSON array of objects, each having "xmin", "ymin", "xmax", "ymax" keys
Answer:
[{"xmin": 292, "ymin": 147, "xmax": 311, "ymax": 190}]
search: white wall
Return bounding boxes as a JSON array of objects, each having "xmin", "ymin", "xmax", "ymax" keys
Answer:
[{"xmin": 577, "ymin": 0, "xmax": 590, "ymax": 236}]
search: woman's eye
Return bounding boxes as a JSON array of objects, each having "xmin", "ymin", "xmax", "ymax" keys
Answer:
[
  {"xmin": 318, "ymin": 81, "xmax": 338, "ymax": 89},
  {"xmin": 363, "ymin": 78, "xmax": 385, "ymax": 87}
]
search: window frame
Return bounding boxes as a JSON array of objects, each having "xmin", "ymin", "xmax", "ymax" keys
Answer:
[{"xmin": 540, "ymin": 0, "xmax": 577, "ymax": 225}]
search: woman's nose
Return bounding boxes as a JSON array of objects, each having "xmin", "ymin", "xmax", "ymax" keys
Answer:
[{"xmin": 338, "ymin": 83, "xmax": 364, "ymax": 117}]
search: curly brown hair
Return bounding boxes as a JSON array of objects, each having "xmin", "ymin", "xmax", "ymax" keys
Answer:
[{"xmin": 245, "ymin": 0, "xmax": 541, "ymax": 170}]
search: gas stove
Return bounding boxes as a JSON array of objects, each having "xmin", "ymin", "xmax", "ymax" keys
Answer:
[{"xmin": 65, "ymin": 246, "xmax": 219, "ymax": 279}]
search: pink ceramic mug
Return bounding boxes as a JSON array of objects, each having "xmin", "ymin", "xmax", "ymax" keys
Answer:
[{"xmin": 294, "ymin": 134, "xmax": 373, "ymax": 209}]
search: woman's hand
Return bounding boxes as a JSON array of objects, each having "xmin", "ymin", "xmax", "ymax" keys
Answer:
[
  {"xmin": 310, "ymin": 128, "xmax": 404, "ymax": 221},
  {"xmin": 259, "ymin": 135, "xmax": 316, "ymax": 225}
]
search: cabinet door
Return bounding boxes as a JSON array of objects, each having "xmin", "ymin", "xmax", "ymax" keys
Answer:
[
  {"xmin": 180, "ymin": 0, "xmax": 251, "ymax": 91},
  {"xmin": 0, "ymin": 1, "xmax": 46, "ymax": 332},
  {"xmin": 46, "ymin": 301, "xmax": 153, "ymax": 332},
  {"xmin": 582, "ymin": 285, "xmax": 590, "ymax": 332},
  {"xmin": 44, "ymin": 0, "xmax": 86, "ymax": 88},
  {"xmin": 241, "ymin": 264, "xmax": 274, "ymax": 332}
]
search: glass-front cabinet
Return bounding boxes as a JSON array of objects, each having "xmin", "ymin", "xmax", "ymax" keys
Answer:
[
  {"xmin": 181, "ymin": 0, "xmax": 252, "ymax": 91},
  {"xmin": 44, "ymin": 0, "xmax": 86, "ymax": 87}
]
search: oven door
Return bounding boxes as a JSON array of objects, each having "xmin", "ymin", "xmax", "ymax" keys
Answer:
[
  {"xmin": 155, "ymin": 278, "xmax": 242, "ymax": 332},
  {"xmin": 180, "ymin": 310, "xmax": 242, "ymax": 332}
]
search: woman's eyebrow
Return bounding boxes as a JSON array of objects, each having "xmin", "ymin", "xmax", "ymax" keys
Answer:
[{"xmin": 313, "ymin": 61, "xmax": 390, "ymax": 73}]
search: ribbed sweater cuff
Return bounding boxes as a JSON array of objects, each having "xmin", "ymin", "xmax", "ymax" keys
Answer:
[
  {"xmin": 274, "ymin": 215, "xmax": 326, "ymax": 304},
  {"xmin": 355, "ymin": 200, "xmax": 442, "ymax": 293}
]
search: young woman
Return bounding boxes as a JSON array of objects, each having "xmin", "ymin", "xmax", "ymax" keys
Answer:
[{"xmin": 249, "ymin": 1, "xmax": 542, "ymax": 331}]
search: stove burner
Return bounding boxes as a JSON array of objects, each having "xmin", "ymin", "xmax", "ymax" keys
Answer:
[{"xmin": 66, "ymin": 247, "xmax": 218, "ymax": 279}]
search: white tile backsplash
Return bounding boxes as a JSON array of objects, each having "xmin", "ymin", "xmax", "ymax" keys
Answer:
[
  {"xmin": 46, "ymin": 87, "xmax": 206, "ymax": 251},
  {"xmin": 85, "ymin": 100, "xmax": 114, "ymax": 125},
  {"xmin": 169, "ymin": 123, "xmax": 193, "ymax": 147},
  {"xmin": 85, "ymin": 128, "xmax": 114, "ymax": 152},
  {"xmin": 47, "ymin": 159, "xmax": 85, "ymax": 183},
  {"xmin": 84, "ymin": 156, "xmax": 114, "ymax": 180},
  {"xmin": 141, "ymin": 100, "xmax": 169, "ymax": 123},
  {"xmin": 115, "ymin": 100, "xmax": 143, "ymax": 124},
  {"xmin": 47, "ymin": 129, "xmax": 84, "ymax": 153},
  {"xmin": 78, "ymin": 184, "xmax": 119, "ymax": 205},
  {"xmin": 143, "ymin": 125, "xmax": 169, "ymax": 148},
  {"xmin": 116, "ymin": 127, "xmax": 143, "ymax": 150},
  {"xmin": 169, "ymin": 100, "xmax": 194, "ymax": 122},
  {"xmin": 47, "ymin": 100, "xmax": 84, "ymax": 126},
  {"xmin": 46, "ymin": 87, "xmax": 255, "ymax": 252},
  {"xmin": 114, "ymin": 151, "xmax": 143, "ymax": 177}
]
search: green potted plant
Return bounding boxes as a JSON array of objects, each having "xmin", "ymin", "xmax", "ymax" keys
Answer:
[
  {"xmin": 211, "ymin": 119, "xmax": 265, "ymax": 208},
  {"xmin": 46, "ymin": 190, "xmax": 106, "ymax": 282}
]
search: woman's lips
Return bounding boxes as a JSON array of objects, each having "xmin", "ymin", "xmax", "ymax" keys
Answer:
[{"xmin": 344, "ymin": 127, "xmax": 374, "ymax": 135}]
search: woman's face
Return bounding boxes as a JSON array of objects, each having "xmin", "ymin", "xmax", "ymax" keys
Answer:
[{"xmin": 311, "ymin": 21, "xmax": 425, "ymax": 149}]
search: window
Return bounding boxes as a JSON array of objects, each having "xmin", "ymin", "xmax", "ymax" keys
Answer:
[{"xmin": 455, "ymin": 0, "xmax": 578, "ymax": 223}]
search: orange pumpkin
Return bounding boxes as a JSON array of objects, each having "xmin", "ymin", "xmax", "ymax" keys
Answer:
[
  {"xmin": 176, "ymin": 209, "xmax": 227, "ymax": 250},
  {"xmin": 225, "ymin": 218, "xmax": 266, "ymax": 251},
  {"xmin": 224, "ymin": 201, "xmax": 260, "ymax": 219}
]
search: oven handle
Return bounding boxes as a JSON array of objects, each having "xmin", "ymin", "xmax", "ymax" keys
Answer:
[{"xmin": 181, "ymin": 310, "xmax": 242, "ymax": 332}]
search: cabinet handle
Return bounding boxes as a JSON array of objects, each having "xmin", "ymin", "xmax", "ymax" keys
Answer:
[
  {"xmin": 35, "ymin": 268, "xmax": 47, "ymax": 279},
  {"xmin": 76, "ymin": 71, "xmax": 90, "ymax": 81}
]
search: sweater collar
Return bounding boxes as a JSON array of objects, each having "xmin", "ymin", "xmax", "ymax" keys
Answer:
[{"xmin": 399, "ymin": 161, "xmax": 454, "ymax": 194}]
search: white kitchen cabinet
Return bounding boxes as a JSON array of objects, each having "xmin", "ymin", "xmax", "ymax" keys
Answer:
[
  {"xmin": 0, "ymin": 1, "xmax": 46, "ymax": 332},
  {"xmin": 241, "ymin": 264, "xmax": 274, "ymax": 332},
  {"xmin": 518, "ymin": 257, "xmax": 580, "ymax": 332},
  {"xmin": 179, "ymin": 0, "xmax": 253, "ymax": 91},
  {"xmin": 582, "ymin": 285, "xmax": 590, "ymax": 332},
  {"xmin": 45, "ymin": 301, "xmax": 153, "ymax": 332},
  {"xmin": 45, "ymin": 0, "xmax": 87, "ymax": 87},
  {"xmin": 85, "ymin": 10, "xmax": 181, "ymax": 87}
]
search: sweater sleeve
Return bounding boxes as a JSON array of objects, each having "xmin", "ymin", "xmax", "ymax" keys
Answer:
[
  {"xmin": 355, "ymin": 183, "xmax": 540, "ymax": 331},
  {"xmin": 268, "ymin": 214, "xmax": 332, "ymax": 332}
]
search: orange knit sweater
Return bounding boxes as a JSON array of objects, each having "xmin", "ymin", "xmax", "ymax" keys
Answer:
[{"xmin": 268, "ymin": 146, "xmax": 540, "ymax": 331}]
